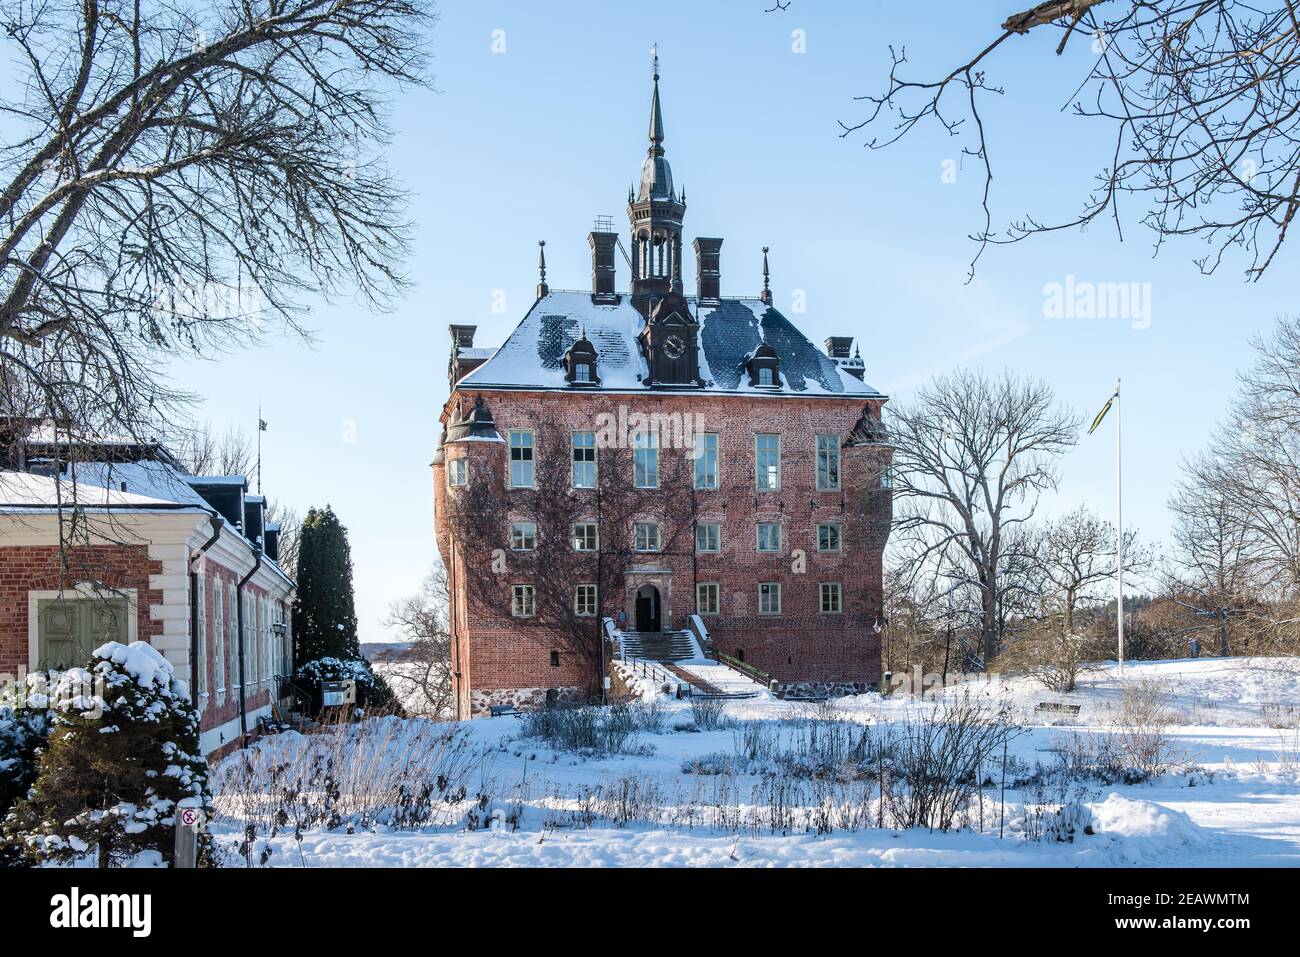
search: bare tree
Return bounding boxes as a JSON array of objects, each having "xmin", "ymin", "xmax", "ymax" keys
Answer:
[
  {"xmin": 383, "ymin": 563, "xmax": 454, "ymax": 718},
  {"xmin": 265, "ymin": 499, "xmax": 300, "ymax": 574},
  {"xmin": 1038, "ymin": 504, "xmax": 1153, "ymax": 635},
  {"xmin": 173, "ymin": 423, "xmax": 253, "ymax": 477},
  {"xmin": 834, "ymin": 1, "xmax": 1300, "ymax": 279},
  {"xmin": 887, "ymin": 369, "xmax": 1078, "ymax": 665},
  {"xmin": 0, "ymin": 0, "xmax": 431, "ymax": 455},
  {"xmin": 441, "ymin": 431, "xmax": 693, "ymax": 697}
]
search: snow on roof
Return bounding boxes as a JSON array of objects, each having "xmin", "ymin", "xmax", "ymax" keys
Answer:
[
  {"xmin": 457, "ymin": 290, "xmax": 881, "ymax": 397},
  {"xmin": 183, "ymin": 474, "xmax": 247, "ymax": 488},
  {"xmin": 0, "ymin": 461, "xmax": 213, "ymax": 510}
]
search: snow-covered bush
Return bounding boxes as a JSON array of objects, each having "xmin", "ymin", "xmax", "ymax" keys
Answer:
[
  {"xmin": 3, "ymin": 641, "xmax": 212, "ymax": 867},
  {"xmin": 689, "ymin": 696, "xmax": 727, "ymax": 730},
  {"xmin": 517, "ymin": 702, "xmax": 661, "ymax": 755},
  {"xmin": 294, "ymin": 655, "xmax": 399, "ymax": 714},
  {"xmin": 0, "ymin": 683, "xmax": 52, "ymax": 867}
]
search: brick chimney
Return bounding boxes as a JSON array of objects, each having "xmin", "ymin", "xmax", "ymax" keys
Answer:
[
  {"xmin": 588, "ymin": 231, "xmax": 618, "ymax": 303},
  {"xmin": 448, "ymin": 324, "xmax": 487, "ymax": 387},
  {"xmin": 694, "ymin": 237, "xmax": 723, "ymax": 303},
  {"xmin": 824, "ymin": 337, "xmax": 853, "ymax": 359}
]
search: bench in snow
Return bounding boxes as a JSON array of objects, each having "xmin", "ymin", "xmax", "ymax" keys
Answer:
[
  {"xmin": 489, "ymin": 705, "xmax": 521, "ymax": 717},
  {"xmin": 1034, "ymin": 701, "xmax": 1081, "ymax": 715}
]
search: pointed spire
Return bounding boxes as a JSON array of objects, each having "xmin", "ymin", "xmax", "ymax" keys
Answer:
[
  {"xmin": 760, "ymin": 246, "xmax": 772, "ymax": 305},
  {"xmin": 536, "ymin": 240, "xmax": 548, "ymax": 299},
  {"xmin": 648, "ymin": 43, "xmax": 664, "ymax": 155}
]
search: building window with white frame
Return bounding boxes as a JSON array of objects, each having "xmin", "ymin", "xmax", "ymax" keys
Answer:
[
  {"xmin": 195, "ymin": 573, "xmax": 208, "ymax": 704},
  {"xmin": 755, "ymin": 433, "xmax": 781, "ymax": 490},
  {"xmin": 694, "ymin": 432, "xmax": 719, "ymax": 490},
  {"xmin": 758, "ymin": 582, "xmax": 782, "ymax": 615},
  {"xmin": 696, "ymin": 582, "xmax": 720, "ymax": 616},
  {"xmin": 695, "ymin": 522, "xmax": 720, "ymax": 553},
  {"xmin": 820, "ymin": 582, "xmax": 843, "ymax": 614},
  {"xmin": 756, "ymin": 522, "xmax": 782, "ymax": 552},
  {"xmin": 572, "ymin": 431, "xmax": 596, "ymax": 488},
  {"xmin": 510, "ymin": 521, "xmax": 537, "ymax": 551},
  {"xmin": 816, "ymin": 434, "xmax": 841, "ymax": 491},
  {"xmin": 574, "ymin": 584, "xmax": 598, "ymax": 617},
  {"xmin": 512, "ymin": 584, "xmax": 536, "ymax": 618},
  {"xmin": 229, "ymin": 588, "xmax": 240, "ymax": 690},
  {"xmin": 634, "ymin": 522, "xmax": 661, "ymax": 552},
  {"xmin": 447, "ymin": 457, "xmax": 468, "ymax": 488},
  {"xmin": 509, "ymin": 429, "xmax": 535, "ymax": 488},
  {"xmin": 817, "ymin": 522, "xmax": 842, "ymax": 553},
  {"xmin": 572, "ymin": 522, "xmax": 599, "ymax": 551},
  {"xmin": 633, "ymin": 430, "xmax": 659, "ymax": 488},
  {"xmin": 213, "ymin": 579, "xmax": 225, "ymax": 697}
]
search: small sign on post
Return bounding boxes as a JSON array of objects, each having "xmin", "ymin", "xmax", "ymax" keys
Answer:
[{"xmin": 174, "ymin": 806, "xmax": 201, "ymax": 868}]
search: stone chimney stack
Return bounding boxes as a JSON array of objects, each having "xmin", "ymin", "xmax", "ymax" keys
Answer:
[
  {"xmin": 694, "ymin": 237, "xmax": 723, "ymax": 303},
  {"xmin": 588, "ymin": 231, "xmax": 619, "ymax": 303}
]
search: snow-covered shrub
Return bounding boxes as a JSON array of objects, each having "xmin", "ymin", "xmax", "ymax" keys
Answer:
[
  {"xmin": 689, "ymin": 696, "xmax": 727, "ymax": 730},
  {"xmin": 517, "ymin": 702, "xmax": 659, "ymax": 756},
  {"xmin": 0, "ymin": 683, "xmax": 52, "ymax": 867},
  {"xmin": 3, "ymin": 642, "xmax": 212, "ymax": 867},
  {"xmin": 294, "ymin": 655, "xmax": 399, "ymax": 714}
]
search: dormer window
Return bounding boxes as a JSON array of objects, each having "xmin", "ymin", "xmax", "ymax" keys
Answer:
[
  {"xmin": 564, "ymin": 332, "xmax": 600, "ymax": 387},
  {"xmin": 745, "ymin": 343, "xmax": 781, "ymax": 389}
]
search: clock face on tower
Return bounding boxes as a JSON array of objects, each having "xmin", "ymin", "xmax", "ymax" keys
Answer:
[{"xmin": 663, "ymin": 334, "xmax": 685, "ymax": 359}]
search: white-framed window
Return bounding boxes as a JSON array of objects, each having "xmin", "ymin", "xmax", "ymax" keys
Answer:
[
  {"xmin": 633, "ymin": 431, "xmax": 659, "ymax": 488},
  {"xmin": 820, "ymin": 582, "xmax": 843, "ymax": 615},
  {"xmin": 213, "ymin": 579, "xmax": 226, "ymax": 696},
  {"xmin": 571, "ymin": 431, "xmax": 597, "ymax": 488},
  {"xmin": 881, "ymin": 464, "xmax": 894, "ymax": 489},
  {"xmin": 634, "ymin": 522, "xmax": 661, "ymax": 552},
  {"xmin": 756, "ymin": 522, "xmax": 782, "ymax": 552},
  {"xmin": 817, "ymin": 522, "xmax": 843, "ymax": 553},
  {"xmin": 574, "ymin": 362, "xmax": 593, "ymax": 383},
  {"xmin": 572, "ymin": 522, "xmax": 599, "ymax": 551},
  {"xmin": 195, "ymin": 572, "xmax": 208, "ymax": 704},
  {"xmin": 229, "ymin": 587, "xmax": 240, "ymax": 690},
  {"xmin": 817, "ymin": 434, "xmax": 841, "ymax": 491},
  {"xmin": 695, "ymin": 522, "xmax": 721, "ymax": 553},
  {"xmin": 696, "ymin": 582, "xmax": 720, "ymax": 616},
  {"xmin": 512, "ymin": 584, "xmax": 536, "ymax": 618},
  {"xmin": 509, "ymin": 521, "xmax": 537, "ymax": 551},
  {"xmin": 755, "ymin": 433, "xmax": 781, "ymax": 490},
  {"xmin": 574, "ymin": 584, "xmax": 598, "ymax": 617},
  {"xmin": 246, "ymin": 594, "xmax": 258, "ymax": 688},
  {"xmin": 447, "ymin": 457, "xmax": 468, "ymax": 488},
  {"xmin": 758, "ymin": 367, "xmax": 775, "ymax": 386},
  {"xmin": 509, "ymin": 429, "xmax": 535, "ymax": 488},
  {"xmin": 262, "ymin": 597, "xmax": 272, "ymax": 685},
  {"xmin": 758, "ymin": 582, "xmax": 782, "ymax": 615},
  {"xmin": 693, "ymin": 432, "xmax": 719, "ymax": 490}
]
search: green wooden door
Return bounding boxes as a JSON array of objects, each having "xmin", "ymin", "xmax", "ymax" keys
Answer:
[{"xmin": 37, "ymin": 597, "xmax": 129, "ymax": 670}]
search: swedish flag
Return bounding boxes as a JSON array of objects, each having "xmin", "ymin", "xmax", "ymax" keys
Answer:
[{"xmin": 1088, "ymin": 391, "xmax": 1117, "ymax": 435}]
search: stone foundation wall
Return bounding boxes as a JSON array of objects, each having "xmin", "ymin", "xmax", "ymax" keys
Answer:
[
  {"xmin": 774, "ymin": 680, "xmax": 877, "ymax": 699},
  {"xmin": 470, "ymin": 685, "xmax": 587, "ymax": 717}
]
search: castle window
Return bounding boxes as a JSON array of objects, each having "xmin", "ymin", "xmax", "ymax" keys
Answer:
[
  {"xmin": 693, "ymin": 432, "xmax": 719, "ymax": 489},
  {"xmin": 512, "ymin": 585, "xmax": 535, "ymax": 618},
  {"xmin": 572, "ymin": 522, "xmax": 599, "ymax": 551},
  {"xmin": 755, "ymin": 433, "xmax": 781, "ymax": 490},
  {"xmin": 695, "ymin": 522, "xmax": 720, "ymax": 553},
  {"xmin": 816, "ymin": 435, "xmax": 840, "ymax": 491},
  {"xmin": 572, "ymin": 431, "xmax": 596, "ymax": 488},
  {"xmin": 696, "ymin": 582, "xmax": 720, "ymax": 616},
  {"xmin": 817, "ymin": 522, "xmax": 842, "ymax": 553},
  {"xmin": 447, "ymin": 457, "xmax": 468, "ymax": 488},
  {"xmin": 574, "ymin": 363, "xmax": 592, "ymax": 383},
  {"xmin": 633, "ymin": 431, "xmax": 659, "ymax": 488},
  {"xmin": 756, "ymin": 522, "xmax": 782, "ymax": 552},
  {"xmin": 509, "ymin": 430, "xmax": 534, "ymax": 488},
  {"xmin": 550, "ymin": 650, "xmax": 561, "ymax": 668},
  {"xmin": 574, "ymin": 584, "xmax": 598, "ymax": 617},
  {"xmin": 820, "ymin": 582, "xmax": 843, "ymax": 615},
  {"xmin": 510, "ymin": 521, "xmax": 537, "ymax": 551},
  {"xmin": 634, "ymin": 522, "xmax": 661, "ymax": 552},
  {"xmin": 881, "ymin": 465, "xmax": 894, "ymax": 489},
  {"xmin": 758, "ymin": 582, "xmax": 782, "ymax": 615},
  {"xmin": 758, "ymin": 367, "xmax": 774, "ymax": 386}
]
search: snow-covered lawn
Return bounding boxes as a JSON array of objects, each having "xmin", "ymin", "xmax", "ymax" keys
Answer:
[{"xmin": 208, "ymin": 657, "xmax": 1300, "ymax": 867}]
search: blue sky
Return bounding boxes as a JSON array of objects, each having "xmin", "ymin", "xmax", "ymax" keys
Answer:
[{"xmin": 168, "ymin": 1, "xmax": 1296, "ymax": 642}]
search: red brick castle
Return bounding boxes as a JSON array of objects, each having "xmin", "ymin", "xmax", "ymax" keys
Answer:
[{"xmin": 432, "ymin": 61, "xmax": 892, "ymax": 718}]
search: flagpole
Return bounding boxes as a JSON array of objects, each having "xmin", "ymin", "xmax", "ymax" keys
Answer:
[
  {"xmin": 1115, "ymin": 378, "xmax": 1125, "ymax": 675},
  {"xmin": 256, "ymin": 404, "xmax": 263, "ymax": 495}
]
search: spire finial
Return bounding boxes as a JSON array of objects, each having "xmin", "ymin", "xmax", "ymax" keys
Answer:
[
  {"xmin": 536, "ymin": 240, "xmax": 548, "ymax": 299},
  {"xmin": 760, "ymin": 246, "xmax": 772, "ymax": 305},
  {"xmin": 648, "ymin": 44, "xmax": 664, "ymax": 151}
]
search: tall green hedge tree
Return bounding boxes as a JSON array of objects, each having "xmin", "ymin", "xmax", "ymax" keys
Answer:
[{"xmin": 292, "ymin": 505, "xmax": 361, "ymax": 666}]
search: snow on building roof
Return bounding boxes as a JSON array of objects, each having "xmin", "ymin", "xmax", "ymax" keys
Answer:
[
  {"xmin": 183, "ymin": 474, "xmax": 248, "ymax": 488},
  {"xmin": 457, "ymin": 290, "xmax": 882, "ymax": 397},
  {"xmin": 0, "ymin": 461, "xmax": 213, "ymax": 510}
]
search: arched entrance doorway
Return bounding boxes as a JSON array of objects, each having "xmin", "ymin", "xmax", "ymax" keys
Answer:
[{"xmin": 634, "ymin": 584, "xmax": 661, "ymax": 633}]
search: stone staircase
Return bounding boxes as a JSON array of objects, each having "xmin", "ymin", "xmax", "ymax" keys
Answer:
[{"xmin": 619, "ymin": 629, "xmax": 700, "ymax": 663}]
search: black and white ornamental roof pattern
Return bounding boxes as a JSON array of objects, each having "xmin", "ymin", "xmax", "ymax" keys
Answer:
[{"xmin": 458, "ymin": 290, "xmax": 881, "ymax": 397}]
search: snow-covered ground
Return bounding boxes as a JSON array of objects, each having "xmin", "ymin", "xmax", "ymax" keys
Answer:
[{"xmin": 208, "ymin": 657, "xmax": 1300, "ymax": 867}]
